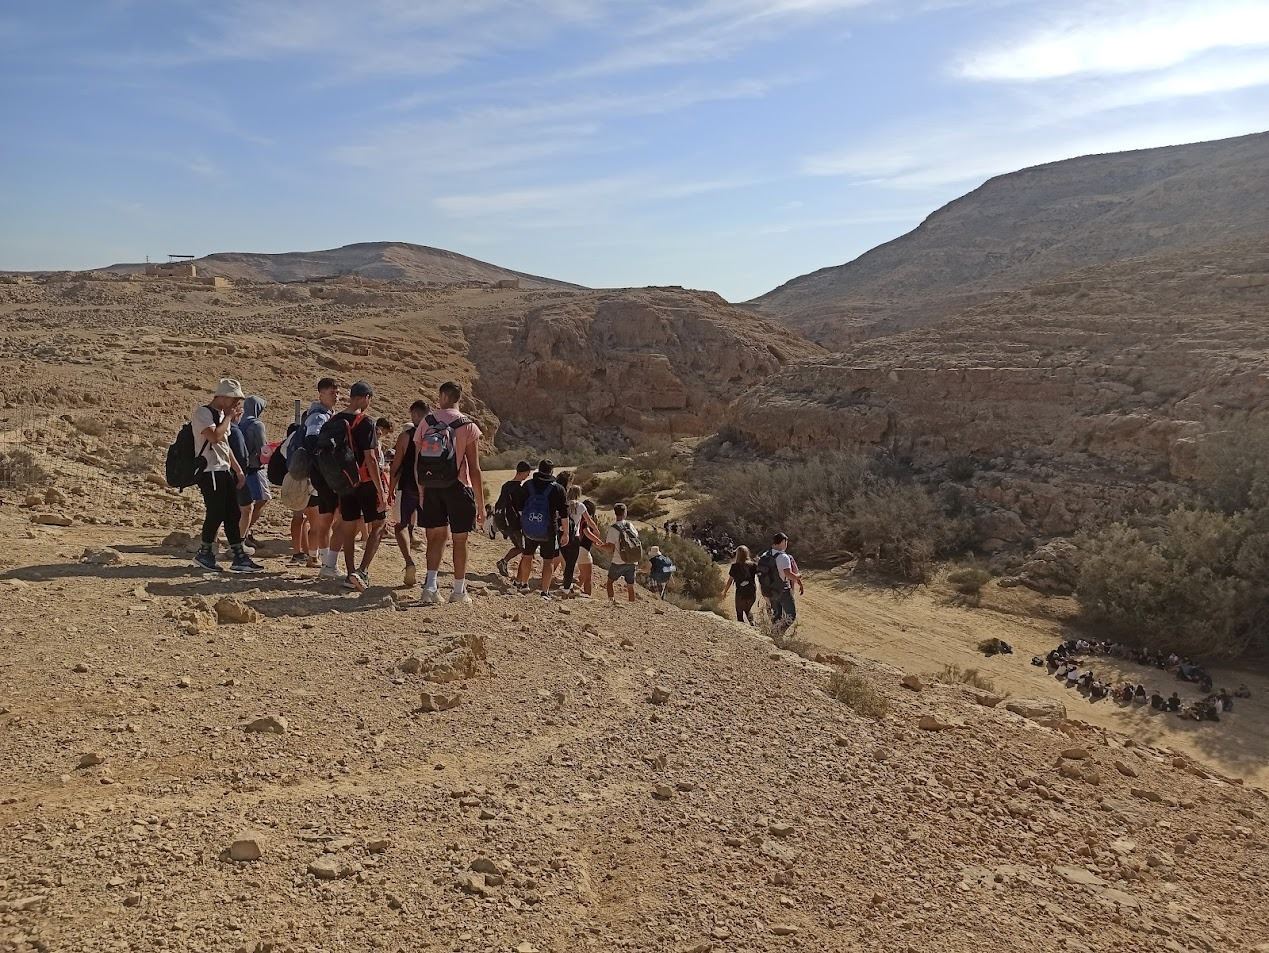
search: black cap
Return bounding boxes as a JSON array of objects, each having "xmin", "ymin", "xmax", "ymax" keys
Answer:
[
  {"xmin": 537, "ymin": 458, "xmax": 554, "ymax": 475},
  {"xmin": 515, "ymin": 460, "xmax": 532, "ymax": 473},
  {"xmin": 350, "ymin": 380, "xmax": 374, "ymax": 398}
]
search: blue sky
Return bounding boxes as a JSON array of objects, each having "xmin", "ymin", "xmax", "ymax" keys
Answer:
[{"xmin": 1, "ymin": 0, "xmax": 1267, "ymax": 300}]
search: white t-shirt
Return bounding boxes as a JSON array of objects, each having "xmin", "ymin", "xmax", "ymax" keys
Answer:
[
  {"xmin": 775, "ymin": 551, "xmax": 794, "ymax": 586},
  {"xmin": 190, "ymin": 405, "xmax": 232, "ymax": 473},
  {"xmin": 606, "ymin": 521, "xmax": 636, "ymax": 565}
]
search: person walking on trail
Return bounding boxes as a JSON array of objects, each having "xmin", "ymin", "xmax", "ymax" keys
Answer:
[
  {"xmin": 327, "ymin": 381, "xmax": 386, "ymax": 592},
  {"xmin": 577, "ymin": 498, "xmax": 602, "ymax": 596},
  {"xmin": 647, "ymin": 545, "xmax": 676, "ymax": 600},
  {"xmin": 758, "ymin": 532, "xmax": 803, "ymax": 627},
  {"xmin": 558, "ymin": 484, "xmax": 587, "ymax": 596},
  {"xmin": 237, "ymin": 395, "xmax": 271, "ymax": 549},
  {"xmin": 603, "ymin": 502, "xmax": 643, "ymax": 603},
  {"xmin": 190, "ymin": 379, "xmax": 262, "ymax": 573},
  {"xmin": 389, "ymin": 399, "xmax": 429, "ymax": 587},
  {"xmin": 304, "ymin": 378, "xmax": 343, "ymax": 578},
  {"xmin": 416, "ymin": 380, "xmax": 485, "ymax": 605},
  {"xmin": 278, "ymin": 421, "xmax": 312, "ymax": 565},
  {"xmin": 494, "ymin": 461, "xmax": 531, "ymax": 578},
  {"xmin": 722, "ymin": 545, "xmax": 759, "ymax": 625},
  {"xmin": 515, "ymin": 459, "xmax": 568, "ymax": 598}
]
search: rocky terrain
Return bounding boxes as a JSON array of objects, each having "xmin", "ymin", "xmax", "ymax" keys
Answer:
[
  {"xmin": 0, "ymin": 274, "xmax": 814, "ymax": 460},
  {"xmin": 750, "ymin": 131, "xmax": 1269, "ymax": 346},
  {"xmin": 1, "ymin": 504, "xmax": 1267, "ymax": 952},
  {"xmin": 729, "ymin": 239, "xmax": 1269, "ymax": 544},
  {"xmin": 101, "ymin": 242, "xmax": 580, "ymax": 290}
]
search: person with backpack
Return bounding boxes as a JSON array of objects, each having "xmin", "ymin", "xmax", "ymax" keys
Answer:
[
  {"xmin": 515, "ymin": 459, "xmax": 568, "ymax": 597},
  {"xmin": 415, "ymin": 381, "xmax": 485, "ymax": 605},
  {"xmin": 493, "ymin": 461, "xmax": 531, "ymax": 578},
  {"xmin": 236, "ymin": 395, "xmax": 271, "ymax": 550},
  {"xmin": 321, "ymin": 380, "xmax": 385, "ymax": 592},
  {"xmin": 277, "ymin": 421, "xmax": 313, "ymax": 566},
  {"xmin": 388, "ymin": 399, "xmax": 429, "ymax": 587},
  {"xmin": 188, "ymin": 378, "xmax": 262, "ymax": 573},
  {"xmin": 757, "ymin": 532, "xmax": 803, "ymax": 628},
  {"xmin": 602, "ymin": 502, "xmax": 643, "ymax": 603},
  {"xmin": 722, "ymin": 545, "xmax": 759, "ymax": 624},
  {"xmin": 299, "ymin": 378, "xmax": 342, "ymax": 578},
  {"xmin": 577, "ymin": 498, "xmax": 602, "ymax": 596},
  {"xmin": 647, "ymin": 545, "xmax": 676, "ymax": 600}
]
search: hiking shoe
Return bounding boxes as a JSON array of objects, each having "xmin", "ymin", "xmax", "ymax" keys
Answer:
[
  {"xmin": 289, "ymin": 552, "xmax": 307, "ymax": 566},
  {"xmin": 306, "ymin": 555, "xmax": 319, "ymax": 569},
  {"xmin": 230, "ymin": 555, "xmax": 264, "ymax": 573},
  {"xmin": 403, "ymin": 564, "xmax": 417, "ymax": 587},
  {"xmin": 318, "ymin": 565, "xmax": 340, "ymax": 580},
  {"xmin": 245, "ymin": 534, "xmax": 261, "ymax": 549},
  {"xmin": 496, "ymin": 559, "xmax": 509, "ymax": 578},
  {"xmin": 448, "ymin": 590, "xmax": 473, "ymax": 605},
  {"xmin": 193, "ymin": 550, "xmax": 219, "ymax": 572},
  {"xmin": 417, "ymin": 588, "xmax": 440, "ymax": 605}
]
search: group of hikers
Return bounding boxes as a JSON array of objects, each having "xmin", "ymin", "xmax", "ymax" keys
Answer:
[
  {"xmin": 172, "ymin": 377, "xmax": 671, "ymax": 603},
  {"xmin": 1033, "ymin": 638, "xmax": 1252, "ymax": 723}
]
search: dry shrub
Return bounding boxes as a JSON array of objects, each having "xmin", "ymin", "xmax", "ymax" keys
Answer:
[
  {"xmin": 947, "ymin": 566, "xmax": 991, "ymax": 605},
  {"xmin": 690, "ymin": 451, "xmax": 971, "ymax": 582},
  {"xmin": 938, "ymin": 664, "xmax": 999, "ymax": 693},
  {"xmin": 71, "ymin": 416, "xmax": 108, "ymax": 437},
  {"xmin": 591, "ymin": 472, "xmax": 644, "ymax": 505},
  {"xmin": 826, "ymin": 672, "xmax": 889, "ymax": 719},
  {"xmin": 0, "ymin": 447, "xmax": 48, "ymax": 486}
]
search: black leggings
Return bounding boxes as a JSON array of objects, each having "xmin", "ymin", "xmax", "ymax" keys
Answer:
[
  {"xmin": 560, "ymin": 539, "xmax": 581, "ymax": 589},
  {"xmin": 198, "ymin": 472, "xmax": 242, "ymax": 548},
  {"xmin": 736, "ymin": 594, "xmax": 756, "ymax": 625}
]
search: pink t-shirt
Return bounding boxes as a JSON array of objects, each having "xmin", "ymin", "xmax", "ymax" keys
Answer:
[{"xmin": 416, "ymin": 408, "xmax": 482, "ymax": 487}]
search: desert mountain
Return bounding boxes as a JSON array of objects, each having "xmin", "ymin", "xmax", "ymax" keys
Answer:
[
  {"xmin": 104, "ymin": 241, "xmax": 580, "ymax": 289},
  {"xmin": 751, "ymin": 131, "xmax": 1269, "ymax": 346},
  {"xmin": 730, "ymin": 238, "xmax": 1269, "ymax": 545}
]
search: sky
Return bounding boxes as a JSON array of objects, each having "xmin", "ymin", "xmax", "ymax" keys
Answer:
[{"xmin": 1, "ymin": 0, "xmax": 1267, "ymax": 300}]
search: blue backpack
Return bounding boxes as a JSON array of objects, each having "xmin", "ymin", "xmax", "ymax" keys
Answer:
[{"xmin": 520, "ymin": 480, "xmax": 553, "ymax": 542}]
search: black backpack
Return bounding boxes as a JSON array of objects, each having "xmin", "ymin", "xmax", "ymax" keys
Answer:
[
  {"xmin": 266, "ymin": 443, "xmax": 288, "ymax": 486},
  {"xmin": 313, "ymin": 412, "xmax": 364, "ymax": 497},
  {"xmin": 165, "ymin": 406, "xmax": 214, "ymax": 490},
  {"xmin": 756, "ymin": 549, "xmax": 784, "ymax": 598}
]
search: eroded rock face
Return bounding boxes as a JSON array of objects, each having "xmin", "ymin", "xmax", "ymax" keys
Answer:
[
  {"xmin": 729, "ymin": 242, "xmax": 1269, "ymax": 538},
  {"xmin": 465, "ymin": 288, "xmax": 822, "ymax": 446}
]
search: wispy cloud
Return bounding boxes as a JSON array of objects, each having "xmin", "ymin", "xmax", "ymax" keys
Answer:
[
  {"xmin": 958, "ymin": 0, "xmax": 1269, "ymax": 81},
  {"xmin": 435, "ymin": 173, "xmax": 763, "ymax": 216}
]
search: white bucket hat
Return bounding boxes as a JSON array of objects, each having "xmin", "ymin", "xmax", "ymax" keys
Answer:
[
  {"xmin": 649, "ymin": 546, "xmax": 662, "ymax": 557},
  {"xmin": 214, "ymin": 378, "xmax": 246, "ymax": 399}
]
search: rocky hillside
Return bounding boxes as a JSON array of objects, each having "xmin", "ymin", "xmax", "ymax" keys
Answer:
[
  {"xmin": 104, "ymin": 241, "xmax": 580, "ymax": 289},
  {"xmin": 729, "ymin": 239, "xmax": 1269, "ymax": 545},
  {"xmin": 751, "ymin": 131, "xmax": 1269, "ymax": 346},
  {"xmin": 0, "ymin": 274, "xmax": 818, "ymax": 459},
  {"xmin": 463, "ymin": 287, "xmax": 823, "ymax": 448}
]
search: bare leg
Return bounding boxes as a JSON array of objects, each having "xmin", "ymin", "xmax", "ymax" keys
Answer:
[
  {"xmin": 290, "ymin": 512, "xmax": 305, "ymax": 553},
  {"xmin": 517, "ymin": 552, "xmax": 534, "ymax": 585},
  {"xmin": 606, "ymin": 576, "xmax": 615, "ymax": 601},
  {"xmin": 451, "ymin": 532, "xmax": 469, "ymax": 581},
  {"xmin": 394, "ymin": 524, "xmax": 413, "ymax": 564},
  {"xmin": 360, "ymin": 520, "xmax": 385, "ymax": 573},
  {"xmin": 580, "ymin": 563, "xmax": 593, "ymax": 596},
  {"xmin": 340, "ymin": 520, "xmax": 362, "ymax": 575},
  {"xmin": 539, "ymin": 556, "xmax": 557, "ymax": 593},
  {"xmin": 425, "ymin": 526, "xmax": 448, "ymax": 572}
]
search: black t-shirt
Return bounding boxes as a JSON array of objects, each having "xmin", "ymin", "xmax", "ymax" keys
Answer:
[
  {"xmin": 397, "ymin": 424, "xmax": 417, "ymax": 492},
  {"xmin": 333, "ymin": 411, "xmax": 377, "ymax": 482},
  {"xmin": 730, "ymin": 562, "xmax": 758, "ymax": 593},
  {"xmin": 498, "ymin": 478, "xmax": 529, "ymax": 517}
]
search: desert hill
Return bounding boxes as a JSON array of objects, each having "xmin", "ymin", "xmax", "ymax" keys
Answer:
[
  {"xmin": 751, "ymin": 131, "xmax": 1269, "ymax": 346},
  {"xmin": 730, "ymin": 239, "xmax": 1269, "ymax": 544},
  {"xmin": 103, "ymin": 241, "xmax": 581, "ymax": 289}
]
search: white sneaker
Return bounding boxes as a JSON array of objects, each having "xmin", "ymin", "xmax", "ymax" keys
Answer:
[
  {"xmin": 417, "ymin": 588, "xmax": 440, "ymax": 605},
  {"xmin": 448, "ymin": 590, "xmax": 473, "ymax": 605},
  {"xmin": 319, "ymin": 565, "xmax": 339, "ymax": 580}
]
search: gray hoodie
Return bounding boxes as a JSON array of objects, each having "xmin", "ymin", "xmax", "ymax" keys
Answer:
[{"xmin": 241, "ymin": 396, "xmax": 268, "ymax": 470}]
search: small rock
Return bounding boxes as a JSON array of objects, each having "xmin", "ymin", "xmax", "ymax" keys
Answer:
[
  {"xmin": 419, "ymin": 691, "xmax": 461, "ymax": 713},
  {"xmin": 650, "ymin": 685, "xmax": 672, "ymax": 705},
  {"xmin": 900, "ymin": 674, "xmax": 924, "ymax": 692},
  {"xmin": 768, "ymin": 821, "xmax": 794, "ymax": 838},
  {"xmin": 215, "ymin": 597, "xmax": 260, "ymax": 624},
  {"xmin": 176, "ymin": 675, "xmax": 191, "ymax": 689},
  {"xmin": 77, "ymin": 752, "xmax": 104, "ymax": 769},
  {"xmin": 81, "ymin": 547, "xmax": 122, "ymax": 566},
  {"xmin": 228, "ymin": 834, "xmax": 263, "ymax": 862},
  {"xmin": 918, "ymin": 714, "xmax": 961, "ymax": 731},
  {"xmin": 366, "ymin": 838, "xmax": 390, "ymax": 855},
  {"xmin": 652, "ymin": 783, "xmax": 674, "ymax": 800},
  {"xmin": 1113, "ymin": 759, "xmax": 1138, "ymax": 779},
  {"xmin": 72, "ymin": 662, "xmax": 90, "ymax": 674},
  {"xmin": 1132, "ymin": 787, "xmax": 1164, "ymax": 803},
  {"xmin": 243, "ymin": 715, "xmax": 288, "ymax": 735},
  {"xmin": 770, "ymin": 924, "xmax": 800, "ymax": 936},
  {"xmin": 308, "ymin": 856, "xmax": 359, "ymax": 880},
  {"xmin": 459, "ymin": 873, "xmax": 490, "ymax": 896},
  {"xmin": 1060, "ymin": 747, "xmax": 1091, "ymax": 761}
]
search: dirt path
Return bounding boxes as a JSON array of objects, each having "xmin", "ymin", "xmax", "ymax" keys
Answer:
[{"xmin": 794, "ymin": 568, "xmax": 1269, "ymax": 790}]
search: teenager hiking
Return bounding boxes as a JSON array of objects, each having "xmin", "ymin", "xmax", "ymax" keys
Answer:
[
  {"xmin": 515, "ymin": 459, "xmax": 568, "ymax": 597},
  {"xmin": 300, "ymin": 378, "xmax": 342, "ymax": 578},
  {"xmin": 189, "ymin": 379, "xmax": 262, "ymax": 573},
  {"xmin": 647, "ymin": 545, "xmax": 676, "ymax": 600},
  {"xmin": 603, "ymin": 502, "xmax": 642, "ymax": 603},
  {"xmin": 237, "ymin": 395, "xmax": 270, "ymax": 549},
  {"xmin": 321, "ymin": 381, "xmax": 386, "ymax": 592},
  {"xmin": 388, "ymin": 399, "xmax": 429, "ymax": 587},
  {"xmin": 757, "ymin": 532, "xmax": 803, "ymax": 627},
  {"xmin": 722, "ymin": 545, "xmax": 758, "ymax": 624},
  {"xmin": 577, "ymin": 498, "xmax": 602, "ymax": 596},
  {"xmin": 493, "ymin": 460, "xmax": 531, "ymax": 578},
  {"xmin": 416, "ymin": 381, "xmax": 485, "ymax": 605}
]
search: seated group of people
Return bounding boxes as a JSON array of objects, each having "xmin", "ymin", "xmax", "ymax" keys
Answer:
[{"xmin": 1030, "ymin": 639, "xmax": 1251, "ymax": 724}]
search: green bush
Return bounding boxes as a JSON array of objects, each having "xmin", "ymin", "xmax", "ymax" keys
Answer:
[
  {"xmin": 591, "ymin": 472, "xmax": 645, "ymax": 505},
  {"xmin": 689, "ymin": 451, "xmax": 972, "ymax": 582},
  {"xmin": 1076, "ymin": 508, "xmax": 1268, "ymax": 659},
  {"xmin": 1194, "ymin": 422, "xmax": 1269, "ymax": 514}
]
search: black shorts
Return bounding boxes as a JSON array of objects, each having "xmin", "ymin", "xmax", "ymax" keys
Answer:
[
  {"xmin": 522, "ymin": 536, "xmax": 560, "ymax": 560},
  {"xmin": 339, "ymin": 482, "xmax": 386, "ymax": 524},
  {"xmin": 310, "ymin": 468, "xmax": 339, "ymax": 515},
  {"xmin": 418, "ymin": 482, "xmax": 477, "ymax": 534}
]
